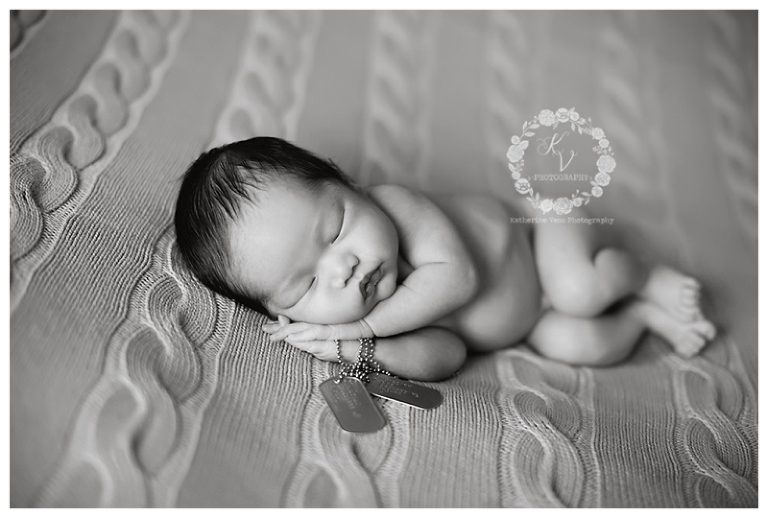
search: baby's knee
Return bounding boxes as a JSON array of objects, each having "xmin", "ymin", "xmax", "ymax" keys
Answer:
[
  {"xmin": 594, "ymin": 248, "xmax": 648, "ymax": 292},
  {"xmin": 413, "ymin": 328, "xmax": 467, "ymax": 381},
  {"xmin": 547, "ymin": 275, "xmax": 609, "ymax": 318}
]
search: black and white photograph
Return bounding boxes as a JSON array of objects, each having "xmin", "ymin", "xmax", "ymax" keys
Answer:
[{"xmin": 8, "ymin": 6, "xmax": 759, "ymax": 508}]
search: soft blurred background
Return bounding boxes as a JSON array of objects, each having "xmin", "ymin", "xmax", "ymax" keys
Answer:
[{"xmin": 10, "ymin": 11, "xmax": 757, "ymax": 507}]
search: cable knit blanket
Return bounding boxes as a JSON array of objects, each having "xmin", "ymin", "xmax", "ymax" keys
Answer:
[{"xmin": 10, "ymin": 11, "xmax": 757, "ymax": 507}]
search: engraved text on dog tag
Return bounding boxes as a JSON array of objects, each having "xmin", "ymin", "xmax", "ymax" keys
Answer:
[
  {"xmin": 365, "ymin": 372, "xmax": 443, "ymax": 409},
  {"xmin": 320, "ymin": 377, "xmax": 387, "ymax": 433}
]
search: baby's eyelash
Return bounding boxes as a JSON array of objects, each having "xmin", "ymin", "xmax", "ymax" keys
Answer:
[{"xmin": 333, "ymin": 209, "xmax": 345, "ymax": 243}]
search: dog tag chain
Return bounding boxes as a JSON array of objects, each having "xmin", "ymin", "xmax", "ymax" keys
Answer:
[{"xmin": 319, "ymin": 338, "xmax": 442, "ymax": 433}]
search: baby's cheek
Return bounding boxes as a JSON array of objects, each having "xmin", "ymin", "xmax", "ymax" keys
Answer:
[
  {"xmin": 367, "ymin": 211, "xmax": 398, "ymax": 250},
  {"xmin": 310, "ymin": 295, "xmax": 367, "ymax": 325}
]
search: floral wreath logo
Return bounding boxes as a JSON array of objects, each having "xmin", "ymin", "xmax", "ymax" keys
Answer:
[{"xmin": 507, "ymin": 107, "xmax": 616, "ymax": 215}]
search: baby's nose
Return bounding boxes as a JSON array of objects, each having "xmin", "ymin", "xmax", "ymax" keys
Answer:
[{"xmin": 328, "ymin": 253, "xmax": 358, "ymax": 289}]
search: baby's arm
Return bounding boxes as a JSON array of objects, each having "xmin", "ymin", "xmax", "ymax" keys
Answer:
[
  {"xmin": 360, "ymin": 184, "xmax": 480, "ymax": 335},
  {"xmin": 286, "ymin": 326, "xmax": 467, "ymax": 381}
]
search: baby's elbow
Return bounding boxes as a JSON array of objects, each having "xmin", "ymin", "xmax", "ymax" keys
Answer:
[
  {"xmin": 441, "ymin": 339, "xmax": 467, "ymax": 380},
  {"xmin": 416, "ymin": 330, "xmax": 467, "ymax": 382}
]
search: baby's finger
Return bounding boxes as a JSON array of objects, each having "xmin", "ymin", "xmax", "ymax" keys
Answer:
[
  {"xmin": 286, "ymin": 326, "xmax": 329, "ymax": 342},
  {"xmin": 285, "ymin": 329, "xmax": 315, "ymax": 342},
  {"xmin": 269, "ymin": 323, "xmax": 310, "ymax": 342},
  {"xmin": 262, "ymin": 315, "xmax": 291, "ymax": 335},
  {"xmin": 268, "ymin": 329, "xmax": 289, "ymax": 342},
  {"xmin": 261, "ymin": 322, "xmax": 287, "ymax": 334}
]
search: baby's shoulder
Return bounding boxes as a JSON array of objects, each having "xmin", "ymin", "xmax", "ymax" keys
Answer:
[
  {"xmin": 366, "ymin": 183, "xmax": 422, "ymax": 206},
  {"xmin": 366, "ymin": 183, "xmax": 435, "ymax": 224},
  {"xmin": 366, "ymin": 183, "xmax": 458, "ymax": 243}
]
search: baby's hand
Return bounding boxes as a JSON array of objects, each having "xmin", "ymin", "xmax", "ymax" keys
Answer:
[
  {"xmin": 262, "ymin": 316, "xmax": 337, "ymax": 361},
  {"xmin": 263, "ymin": 318, "xmax": 374, "ymax": 343},
  {"xmin": 285, "ymin": 337, "xmax": 339, "ymax": 362}
]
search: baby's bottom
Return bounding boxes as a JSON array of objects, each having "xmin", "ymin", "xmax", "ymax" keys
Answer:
[{"xmin": 527, "ymin": 209, "xmax": 716, "ymax": 365}]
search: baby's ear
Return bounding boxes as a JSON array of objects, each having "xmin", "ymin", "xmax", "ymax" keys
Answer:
[{"xmin": 277, "ymin": 314, "xmax": 291, "ymax": 326}]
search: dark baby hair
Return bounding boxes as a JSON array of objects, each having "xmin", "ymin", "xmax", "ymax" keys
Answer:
[{"xmin": 174, "ymin": 136, "xmax": 355, "ymax": 317}]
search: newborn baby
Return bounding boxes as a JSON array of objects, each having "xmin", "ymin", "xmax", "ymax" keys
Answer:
[{"xmin": 174, "ymin": 136, "xmax": 716, "ymax": 381}]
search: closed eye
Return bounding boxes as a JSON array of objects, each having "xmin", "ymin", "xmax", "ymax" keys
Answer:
[{"xmin": 332, "ymin": 208, "xmax": 345, "ymax": 243}]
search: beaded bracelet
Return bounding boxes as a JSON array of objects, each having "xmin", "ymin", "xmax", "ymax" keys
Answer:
[{"xmin": 334, "ymin": 338, "xmax": 391, "ymax": 383}]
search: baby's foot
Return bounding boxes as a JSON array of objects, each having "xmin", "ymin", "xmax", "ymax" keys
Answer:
[
  {"xmin": 636, "ymin": 300, "xmax": 717, "ymax": 358},
  {"xmin": 639, "ymin": 265, "xmax": 702, "ymax": 322}
]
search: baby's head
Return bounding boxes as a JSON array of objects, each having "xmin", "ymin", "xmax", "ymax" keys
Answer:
[{"xmin": 175, "ymin": 137, "xmax": 399, "ymax": 324}]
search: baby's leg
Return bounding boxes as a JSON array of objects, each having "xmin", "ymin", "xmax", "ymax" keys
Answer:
[
  {"xmin": 534, "ymin": 210, "xmax": 649, "ymax": 318},
  {"xmin": 527, "ymin": 299, "xmax": 646, "ymax": 366},
  {"xmin": 528, "ymin": 298, "xmax": 717, "ymax": 366},
  {"xmin": 535, "ymin": 209, "xmax": 705, "ymax": 323}
]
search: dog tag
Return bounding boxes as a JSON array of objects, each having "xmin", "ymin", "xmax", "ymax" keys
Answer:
[
  {"xmin": 320, "ymin": 377, "xmax": 387, "ymax": 433},
  {"xmin": 365, "ymin": 372, "xmax": 443, "ymax": 409}
]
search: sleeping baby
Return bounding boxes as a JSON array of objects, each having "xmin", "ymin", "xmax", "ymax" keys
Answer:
[{"xmin": 174, "ymin": 136, "xmax": 716, "ymax": 381}]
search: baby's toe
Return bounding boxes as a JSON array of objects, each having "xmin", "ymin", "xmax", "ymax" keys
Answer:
[
  {"xmin": 694, "ymin": 319, "xmax": 717, "ymax": 340},
  {"xmin": 681, "ymin": 288, "xmax": 700, "ymax": 302},
  {"xmin": 679, "ymin": 300, "xmax": 700, "ymax": 316},
  {"xmin": 677, "ymin": 344, "xmax": 698, "ymax": 359},
  {"xmin": 674, "ymin": 305, "xmax": 700, "ymax": 322},
  {"xmin": 682, "ymin": 277, "xmax": 701, "ymax": 290},
  {"xmin": 680, "ymin": 334, "xmax": 706, "ymax": 358}
]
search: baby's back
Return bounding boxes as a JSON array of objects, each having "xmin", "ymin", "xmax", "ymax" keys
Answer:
[{"xmin": 424, "ymin": 192, "xmax": 543, "ymax": 351}]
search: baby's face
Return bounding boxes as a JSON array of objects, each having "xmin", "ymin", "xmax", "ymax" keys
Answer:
[{"xmin": 228, "ymin": 179, "xmax": 399, "ymax": 324}]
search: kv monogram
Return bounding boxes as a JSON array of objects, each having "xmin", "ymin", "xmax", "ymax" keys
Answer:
[
  {"xmin": 507, "ymin": 107, "xmax": 618, "ymax": 216},
  {"xmin": 537, "ymin": 131, "xmax": 578, "ymax": 172}
]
